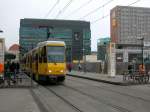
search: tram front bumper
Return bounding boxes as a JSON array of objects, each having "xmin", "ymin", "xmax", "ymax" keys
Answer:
[{"xmin": 48, "ymin": 74, "xmax": 65, "ymax": 78}]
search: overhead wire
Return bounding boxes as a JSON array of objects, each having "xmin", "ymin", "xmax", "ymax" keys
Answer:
[
  {"xmin": 91, "ymin": 0, "xmax": 141, "ymax": 24},
  {"xmin": 55, "ymin": 0, "xmax": 74, "ymax": 18},
  {"xmin": 44, "ymin": 0, "xmax": 60, "ymax": 18},
  {"xmin": 65, "ymin": 0, "xmax": 94, "ymax": 18},
  {"xmin": 91, "ymin": 14, "xmax": 109, "ymax": 24},
  {"xmin": 79, "ymin": 0, "xmax": 115, "ymax": 19},
  {"xmin": 128, "ymin": 0, "xmax": 141, "ymax": 6}
]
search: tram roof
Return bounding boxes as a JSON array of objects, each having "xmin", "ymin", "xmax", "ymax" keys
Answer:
[{"xmin": 37, "ymin": 41, "xmax": 65, "ymax": 47}]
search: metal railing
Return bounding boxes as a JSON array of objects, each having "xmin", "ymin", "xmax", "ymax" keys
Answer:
[
  {"xmin": 122, "ymin": 70, "xmax": 150, "ymax": 84},
  {"xmin": 0, "ymin": 70, "xmax": 37, "ymax": 88}
]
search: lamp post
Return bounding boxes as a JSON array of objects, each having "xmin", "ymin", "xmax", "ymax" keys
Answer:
[
  {"xmin": 137, "ymin": 37, "xmax": 144, "ymax": 69},
  {"xmin": 141, "ymin": 37, "xmax": 144, "ymax": 67},
  {"xmin": 0, "ymin": 30, "xmax": 3, "ymax": 33}
]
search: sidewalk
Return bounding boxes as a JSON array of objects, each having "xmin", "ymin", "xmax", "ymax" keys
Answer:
[
  {"xmin": 0, "ymin": 88, "xmax": 41, "ymax": 112},
  {"xmin": 0, "ymin": 72, "xmax": 41, "ymax": 112},
  {"xmin": 67, "ymin": 71, "xmax": 128, "ymax": 85}
]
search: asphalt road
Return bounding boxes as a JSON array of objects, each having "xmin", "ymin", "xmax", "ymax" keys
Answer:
[{"xmin": 32, "ymin": 75, "xmax": 150, "ymax": 112}]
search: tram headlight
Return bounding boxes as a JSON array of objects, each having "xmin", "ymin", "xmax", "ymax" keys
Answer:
[
  {"xmin": 49, "ymin": 70, "xmax": 52, "ymax": 73},
  {"xmin": 60, "ymin": 70, "xmax": 64, "ymax": 73}
]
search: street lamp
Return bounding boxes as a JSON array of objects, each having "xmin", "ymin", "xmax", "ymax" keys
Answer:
[
  {"xmin": 137, "ymin": 36, "xmax": 144, "ymax": 69},
  {"xmin": 0, "ymin": 30, "xmax": 3, "ymax": 33}
]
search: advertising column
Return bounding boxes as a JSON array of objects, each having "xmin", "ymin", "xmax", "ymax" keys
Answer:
[{"xmin": 108, "ymin": 42, "xmax": 116, "ymax": 77}]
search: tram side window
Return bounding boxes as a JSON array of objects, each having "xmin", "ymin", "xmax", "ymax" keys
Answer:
[
  {"xmin": 34, "ymin": 54, "xmax": 36, "ymax": 62},
  {"xmin": 28, "ymin": 55, "xmax": 29, "ymax": 65},
  {"xmin": 27, "ymin": 56, "xmax": 28, "ymax": 66},
  {"xmin": 29, "ymin": 55, "xmax": 32, "ymax": 68},
  {"xmin": 32, "ymin": 54, "xmax": 34, "ymax": 62},
  {"xmin": 35, "ymin": 53, "xmax": 38, "ymax": 62},
  {"xmin": 42, "ymin": 46, "xmax": 47, "ymax": 63},
  {"xmin": 26, "ymin": 56, "xmax": 28, "ymax": 65},
  {"xmin": 24, "ymin": 58, "xmax": 26, "ymax": 64},
  {"xmin": 39, "ymin": 48, "xmax": 42, "ymax": 63},
  {"xmin": 32, "ymin": 52, "xmax": 36, "ymax": 62}
]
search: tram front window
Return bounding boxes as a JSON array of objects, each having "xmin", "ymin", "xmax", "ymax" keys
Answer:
[{"xmin": 47, "ymin": 46, "xmax": 65, "ymax": 63}]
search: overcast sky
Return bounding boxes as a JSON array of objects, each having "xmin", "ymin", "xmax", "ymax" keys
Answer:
[{"xmin": 0, "ymin": 0, "xmax": 150, "ymax": 51}]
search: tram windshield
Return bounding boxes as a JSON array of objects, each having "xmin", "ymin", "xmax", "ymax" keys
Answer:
[{"xmin": 47, "ymin": 46, "xmax": 65, "ymax": 63}]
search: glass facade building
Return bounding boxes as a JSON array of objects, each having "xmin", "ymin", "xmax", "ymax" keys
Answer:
[
  {"xmin": 97, "ymin": 37, "xmax": 110, "ymax": 60},
  {"xmin": 19, "ymin": 19, "xmax": 91, "ymax": 62}
]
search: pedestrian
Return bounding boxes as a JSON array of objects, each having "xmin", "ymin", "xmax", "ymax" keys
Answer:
[
  {"xmin": 139, "ymin": 64, "xmax": 145, "ymax": 75},
  {"xmin": 5, "ymin": 61, "xmax": 10, "ymax": 72},
  {"xmin": 10, "ymin": 62, "xmax": 16, "ymax": 84},
  {"xmin": 4, "ymin": 61, "xmax": 11, "ymax": 78},
  {"xmin": 78, "ymin": 63, "xmax": 82, "ymax": 71},
  {"xmin": 16, "ymin": 62, "xmax": 20, "ymax": 73},
  {"xmin": 10, "ymin": 62, "xmax": 15, "ymax": 73},
  {"xmin": 67, "ymin": 63, "xmax": 72, "ymax": 72},
  {"xmin": 128, "ymin": 63, "xmax": 133, "ymax": 74}
]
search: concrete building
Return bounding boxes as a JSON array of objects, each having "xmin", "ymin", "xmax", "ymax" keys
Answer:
[
  {"xmin": 111, "ymin": 6, "xmax": 150, "ymax": 45},
  {"xmin": 110, "ymin": 6, "xmax": 150, "ymax": 63},
  {"xmin": 19, "ymin": 19, "xmax": 91, "ymax": 62}
]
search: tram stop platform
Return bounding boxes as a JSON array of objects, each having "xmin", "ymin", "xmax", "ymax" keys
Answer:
[
  {"xmin": 0, "ymin": 72, "xmax": 37, "ymax": 88},
  {"xmin": 67, "ymin": 71, "xmax": 150, "ymax": 86},
  {"xmin": 0, "ymin": 72, "xmax": 40, "ymax": 112},
  {"xmin": 0, "ymin": 88, "xmax": 40, "ymax": 112}
]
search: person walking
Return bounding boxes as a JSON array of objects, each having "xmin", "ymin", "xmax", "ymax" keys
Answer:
[
  {"xmin": 128, "ymin": 63, "xmax": 133, "ymax": 74},
  {"xmin": 67, "ymin": 63, "xmax": 72, "ymax": 72},
  {"xmin": 10, "ymin": 62, "xmax": 16, "ymax": 84},
  {"xmin": 16, "ymin": 62, "xmax": 20, "ymax": 73},
  {"xmin": 78, "ymin": 63, "xmax": 82, "ymax": 71},
  {"xmin": 139, "ymin": 64, "xmax": 145, "ymax": 75}
]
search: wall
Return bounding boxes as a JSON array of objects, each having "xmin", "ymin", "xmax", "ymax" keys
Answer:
[
  {"xmin": 72, "ymin": 62, "xmax": 102, "ymax": 73},
  {"xmin": 72, "ymin": 62, "xmax": 130, "ymax": 75}
]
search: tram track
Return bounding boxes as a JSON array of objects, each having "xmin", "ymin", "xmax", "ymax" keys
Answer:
[
  {"xmin": 45, "ymin": 86, "xmax": 84, "ymax": 112},
  {"xmin": 32, "ymin": 84, "xmax": 131, "ymax": 112},
  {"xmin": 29, "ymin": 76, "xmax": 150, "ymax": 112},
  {"xmin": 67, "ymin": 77, "xmax": 150, "ymax": 103},
  {"xmin": 30, "ymin": 81, "xmax": 133, "ymax": 112},
  {"xmin": 60, "ymin": 84, "xmax": 132, "ymax": 112},
  {"xmin": 30, "ymin": 88, "xmax": 50, "ymax": 112}
]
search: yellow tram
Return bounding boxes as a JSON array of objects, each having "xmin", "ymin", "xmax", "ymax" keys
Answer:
[{"xmin": 22, "ymin": 41, "xmax": 67, "ymax": 82}]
